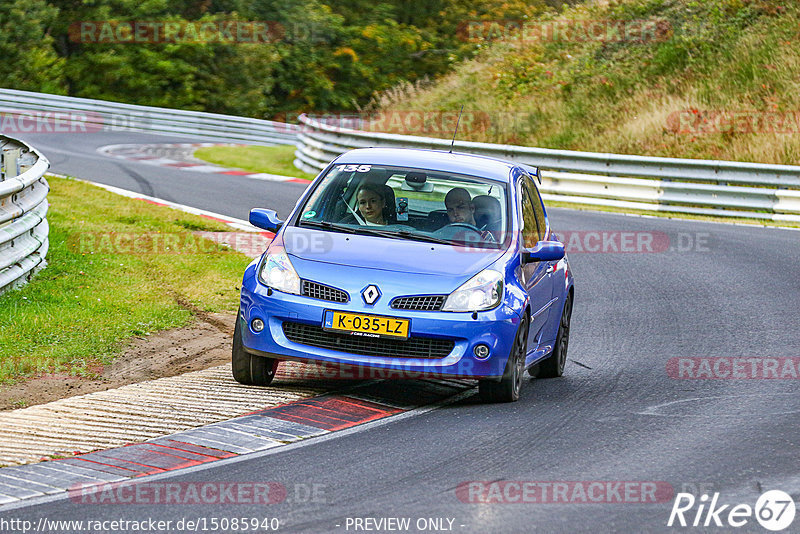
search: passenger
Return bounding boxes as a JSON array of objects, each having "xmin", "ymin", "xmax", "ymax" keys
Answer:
[
  {"xmin": 444, "ymin": 187, "xmax": 477, "ymax": 226},
  {"xmin": 473, "ymin": 195, "xmax": 501, "ymax": 229},
  {"xmin": 473, "ymin": 195, "xmax": 503, "ymax": 241},
  {"xmin": 355, "ymin": 183, "xmax": 388, "ymax": 225}
]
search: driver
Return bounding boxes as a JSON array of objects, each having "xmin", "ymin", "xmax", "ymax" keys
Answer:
[
  {"xmin": 444, "ymin": 188, "xmax": 477, "ymax": 226},
  {"xmin": 355, "ymin": 183, "xmax": 389, "ymax": 225}
]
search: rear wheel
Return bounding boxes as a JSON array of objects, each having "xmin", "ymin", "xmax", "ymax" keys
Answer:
[
  {"xmin": 532, "ymin": 293, "xmax": 572, "ymax": 379},
  {"xmin": 479, "ymin": 315, "xmax": 528, "ymax": 403},
  {"xmin": 232, "ymin": 311, "xmax": 279, "ymax": 386}
]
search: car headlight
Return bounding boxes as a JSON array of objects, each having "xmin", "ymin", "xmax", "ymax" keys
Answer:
[
  {"xmin": 258, "ymin": 248, "xmax": 301, "ymax": 295},
  {"xmin": 442, "ymin": 269, "xmax": 503, "ymax": 312}
]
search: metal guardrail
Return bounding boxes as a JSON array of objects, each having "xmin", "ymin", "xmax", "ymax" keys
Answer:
[
  {"xmin": 0, "ymin": 135, "xmax": 50, "ymax": 294},
  {"xmin": 0, "ymin": 88, "xmax": 298, "ymax": 145},
  {"xmin": 3, "ymin": 90, "xmax": 798, "ymax": 222},
  {"xmin": 294, "ymin": 115, "xmax": 800, "ymax": 222}
]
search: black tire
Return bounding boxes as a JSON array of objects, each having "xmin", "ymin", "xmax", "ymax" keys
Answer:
[
  {"xmin": 533, "ymin": 293, "xmax": 572, "ymax": 379},
  {"xmin": 479, "ymin": 315, "xmax": 529, "ymax": 403},
  {"xmin": 526, "ymin": 362, "xmax": 540, "ymax": 378},
  {"xmin": 232, "ymin": 311, "xmax": 279, "ymax": 386}
]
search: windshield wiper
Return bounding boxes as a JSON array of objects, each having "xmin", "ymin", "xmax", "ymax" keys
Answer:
[
  {"xmin": 352, "ymin": 227, "xmax": 457, "ymax": 245},
  {"xmin": 392, "ymin": 230, "xmax": 457, "ymax": 245},
  {"xmin": 388, "ymin": 228, "xmax": 502, "ymax": 248},
  {"xmin": 298, "ymin": 220, "xmax": 358, "ymax": 233}
]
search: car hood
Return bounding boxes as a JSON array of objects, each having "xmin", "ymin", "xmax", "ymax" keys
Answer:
[{"xmin": 282, "ymin": 226, "xmax": 505, "ymax": 277}]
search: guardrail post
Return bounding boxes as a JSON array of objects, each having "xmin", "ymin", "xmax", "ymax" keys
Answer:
[
  {"xmin": 2, "ymin": 147, "xmax": 21, "ymax": 181},
  {"xmin": 18, "ymin": 150, "xmax": 35, "ymax": 175}
]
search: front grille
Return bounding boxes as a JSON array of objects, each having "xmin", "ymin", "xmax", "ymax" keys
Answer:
[
  {"xmin": 282, "ymin": 322, "xmax": 454, "ymax": 359},
  {"xmin": 301, "ymin": 280, "xmax": 349, "ymax": 303},
  {"xmin": 391, "ymin": 295, "xmax": 446, "ymax": 311}
]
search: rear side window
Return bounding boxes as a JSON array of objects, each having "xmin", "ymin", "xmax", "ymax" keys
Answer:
[
  {"xmin": 519, "ymin": 182, "xmax": 538, "ymax": 247},
  {"xmin": 523, "ymin": 177, "xmax": 547, "ymax": 241}
]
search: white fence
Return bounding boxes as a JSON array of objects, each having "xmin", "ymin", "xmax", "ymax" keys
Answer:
[
  {"xmin": 0, "ymin": 88, "xmax": 298, "ymax": 145},
  {"xmin": 0, "ymin": 135, "xmax": 49, "ymax": 294},
  {"xmin": 294, "ymin": 115, "xmax": 800, "ymax": 222}
]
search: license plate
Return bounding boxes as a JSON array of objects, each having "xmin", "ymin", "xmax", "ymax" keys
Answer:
[{"xmin": 323, "ymin": 310, "xmax": 410, "ymax": 339}]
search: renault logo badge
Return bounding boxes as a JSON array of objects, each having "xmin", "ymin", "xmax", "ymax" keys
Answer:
[{"xmin": 361, "ymin": 285, "xmax": 381, "ymax": 305}]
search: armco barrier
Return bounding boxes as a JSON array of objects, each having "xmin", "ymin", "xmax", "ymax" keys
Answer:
[
  {"xmin": 0, "ymin": 135, "xmax": 50, "ymax": 294},
  {"xmin": 0, "ymin": 88, "xmax": 298, "ymax": 145},
  {"xmin": 294, "ymin": 114, "xmax": 800, "ymax": 222},
  {"xmin": 3, "ymin": 90, "xmax": 798, "ymax": 222}
]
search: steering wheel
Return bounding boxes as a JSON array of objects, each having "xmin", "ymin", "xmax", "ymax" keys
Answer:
[
  {"xmin": 443, "ymin": 222, "xmax": 483, "ymax": 234},
  {"xmin": 480, "ymin": 217, "xmax": 503, "ymax": 230},
  {"xmin": 442, "ymin": 222, "xmax": 497, "ymax": 243}
]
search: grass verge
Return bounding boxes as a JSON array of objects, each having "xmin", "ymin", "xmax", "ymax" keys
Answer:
[
  {"xmin": 0, "ymin": 176, "xmax": 252, "ymax": 384},
  {"xmin": 194, "ymin": 144, "xmax": 317, "ymax": 180}
]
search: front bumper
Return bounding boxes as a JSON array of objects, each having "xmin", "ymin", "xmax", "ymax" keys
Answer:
[{"xmin": 239, "ymin": 264, "xmax": 521, "ymax": 379}]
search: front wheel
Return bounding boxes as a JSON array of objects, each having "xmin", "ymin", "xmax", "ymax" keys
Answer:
[
  {"xmin": 232, "ymin": 311, "xmax": 279, "ymax": 386},
  {"xmin": 479, "ymin": 315, "xmax": 528, "ymax": 403},
  {"xmin": 532, "ymin": 293, "xmax": 572, "ymax": 379}
]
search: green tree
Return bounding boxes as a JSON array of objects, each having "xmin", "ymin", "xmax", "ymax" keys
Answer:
[
  {"xmin": 46, "ymin": 0, "xmax": 275, "ymax": 115},
  {"xmin": 0, "ymin": 0, "xmax": 64, "ymax": 93},
  {"xmin": 0, "ymin": 0, "xmax": 576, "ymax": 118}
]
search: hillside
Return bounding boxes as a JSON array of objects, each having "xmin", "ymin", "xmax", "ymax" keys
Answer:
[{"xmin": 375, "ymin": 0, "xmax": 800, "ymax": 164}]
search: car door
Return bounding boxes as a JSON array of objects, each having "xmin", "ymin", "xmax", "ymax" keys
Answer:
[{"xmin": 518, "ymin": 174, "xmax": 556, "ymax": 352}]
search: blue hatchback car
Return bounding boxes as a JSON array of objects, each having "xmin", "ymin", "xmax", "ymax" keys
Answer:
[{"xmin": 234, "ymin": 147, "xmax": 574, "ymax": 402}]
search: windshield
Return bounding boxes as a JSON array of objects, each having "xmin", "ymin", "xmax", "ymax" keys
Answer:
[{"xmin": 295, "ymin": 163, "xmax": 509, "ymax": 248}]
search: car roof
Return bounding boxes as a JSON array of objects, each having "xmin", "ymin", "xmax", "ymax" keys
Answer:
[{"xmin": 333, "ymin": 147, "xmax": 523, "ymax": 183}]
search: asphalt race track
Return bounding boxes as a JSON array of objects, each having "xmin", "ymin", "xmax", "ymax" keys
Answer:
[
  {"xmin": 3, "ymin": 131, "xmax": 800, "ymax": 532},
  {"xmin": 20, "ymin": 131, "xmax": 308, "ymax": 220}
]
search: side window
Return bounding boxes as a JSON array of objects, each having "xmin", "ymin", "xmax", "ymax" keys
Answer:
[
  {"xmin": 519, "ymin": 182, "xmax": 538, "ymax": 248},
  {"xmin": 524, "ymin": 178, "xmax": 547, "ymax": 241}
]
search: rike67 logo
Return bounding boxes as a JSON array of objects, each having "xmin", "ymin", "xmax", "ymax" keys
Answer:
[{"xmin": 668, "ymin": 490, "xmax": 796, "ymax": 531}]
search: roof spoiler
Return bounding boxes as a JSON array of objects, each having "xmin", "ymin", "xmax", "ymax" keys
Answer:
[{"xmin": 519, "ymin": 163, "xmax": 542, "ymax": 185}]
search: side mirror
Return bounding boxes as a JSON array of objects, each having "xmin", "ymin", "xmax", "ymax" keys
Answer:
[
  {"xmin": 521, "ymin": 241, "xmax": 565, "ymax": 264},
  {"xmin": 249, "ymin": 208, "xmax": 283, "ymax": 232}
]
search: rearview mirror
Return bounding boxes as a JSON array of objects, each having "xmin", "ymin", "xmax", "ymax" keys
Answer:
[
  {"xmin": 401, "ymin": 171, "xmax": 434, "ymax": 192},
  {"xmin": 249, "ymin": 208, "xmax": 283, "ymax": 232},
  {"xmin": 521, "ymin": 241, "xmax": 565, "ymax": 264}
]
